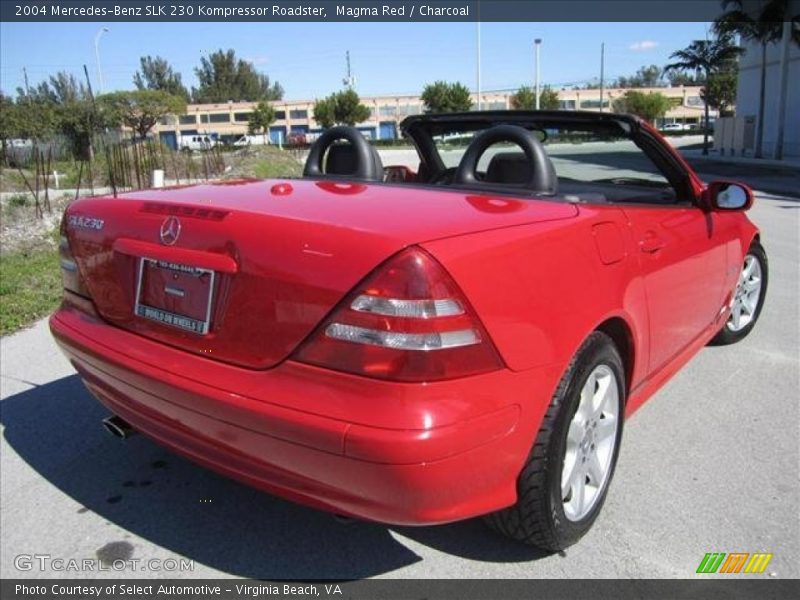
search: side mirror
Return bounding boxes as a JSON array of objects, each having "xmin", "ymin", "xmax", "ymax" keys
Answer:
[{"xmin": 706, "ymin": 181, "xmax": 753, "ymax": 211}]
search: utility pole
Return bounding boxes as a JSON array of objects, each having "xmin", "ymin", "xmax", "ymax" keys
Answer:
[
  {"xmin": 599, "ymin": 42, "xmax": 605, "ymax": 112},
  {"xmin": 23, "ymin": 67, "xmax": 30, "ymax": 96},
  {"xmin": 94, "ymin": 27, "xmax": 109, "ymax": 95},
  {"xmin": 342, "ymin": 50, "xmax": 356, "ymax": 88},
  {"xmin": 476, "ymin": 22, "xmax": 482, "ymax": 110},
  {"xmin": 534, "ymin": 38, "xmax": 542, "ymax": 110}
]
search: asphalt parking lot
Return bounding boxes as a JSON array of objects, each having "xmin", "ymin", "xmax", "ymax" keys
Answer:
[{"xmin": 1, "ymin": 162, "xmax": 798, "ymax": 579}]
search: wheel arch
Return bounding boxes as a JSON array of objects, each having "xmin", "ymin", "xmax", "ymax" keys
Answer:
[{"xmin": 595, "ymin": 316, "xmax": 635, "ymax": 399}]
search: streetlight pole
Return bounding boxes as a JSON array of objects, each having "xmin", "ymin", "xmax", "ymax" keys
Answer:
[
  {"xmin": 534, "ymin": 38, "xmax": 542, "ymax": 110},
  {"xmin": 477, "ymin": 22, "xmax": 482, "ymax": 110},
  {"xmin": 94, "ymin": 27, "xmax": 109, "ymax": 95},
  {"xmin": 599, "ymin": 42, "xmax": 605, "ymax": 113}
]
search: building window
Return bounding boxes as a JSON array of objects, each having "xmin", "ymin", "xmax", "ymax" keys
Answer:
[
  {"xmin": 208, "ymin": 113, "xmax": 230, "ymax": 123},
  {"xmin": 559, "ymin": 100, "xmax": 577, "ymax": 110},
  {"xmin": 486, "ymin": 101, "xmax": 506, "ymax": 110},
  {"xmin": 289, "ymin": 109, "xmax": 308, "ymax": 119},
  {"xmin": 686, "ymin": 96, "xmax": 704, "ymax": 107},
  {"xmin": 378, "ymin": 105, "xmax": 397, "ymax": 117},
  {"xmin": 179, "ymin": 114, "xmax": 197, "ymax": 125},
  {"xmin": 275, "ymin": 111, "xmax": 286, "ymax": 120},
  {"xmin": 397, "ymin": 104, "xmax": 422, "ymax": 116},
  {"xmin": 234, "ymin": 112, "xmax": 253, "ymax": 122},
  {"xmin": 579, "ymin": 99, "xmax": 610, "ymax": 109}
]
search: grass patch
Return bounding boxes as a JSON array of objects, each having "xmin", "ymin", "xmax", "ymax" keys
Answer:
[
  {"xmin": 223, "ymin": 146, "xmax": 303, "ymax": 180},
  {"xmin": 252, "ymin": 160, "xmax": 301, "ymax": 178},
  {"xmin": 0, "ymin": 245, "xmax": 62, "ymax": 335}
]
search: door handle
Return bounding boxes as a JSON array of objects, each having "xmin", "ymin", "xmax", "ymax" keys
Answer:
[{"xmin": 640, "ymin": 232, "xmax": 666, "ymax": 254}]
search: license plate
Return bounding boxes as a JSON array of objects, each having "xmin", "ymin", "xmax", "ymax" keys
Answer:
[{"xmin": 134, "ymin": 258, "xmax": 215, "ymax": 335}]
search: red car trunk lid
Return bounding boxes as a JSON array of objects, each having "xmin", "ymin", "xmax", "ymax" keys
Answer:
[{"xmin": 64, "ymin": 179, "xmax": 576, "ymax": 369}]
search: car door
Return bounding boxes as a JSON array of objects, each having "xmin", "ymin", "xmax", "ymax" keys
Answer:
[{"xmin": 623, "ymin": 203, "xmax": 727, "ymax": 374}]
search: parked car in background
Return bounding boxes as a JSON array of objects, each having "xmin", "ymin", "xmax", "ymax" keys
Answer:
[
  {"xmin": 233, "ymin": 134, "xmax": 269, "ymax": 147},
  {"xmin": 660, "ymin": 122, "xmax": 691, "ymax": 132},
  {"xmin": 179, "ymin": 134, "xmax": 219, "ymax": 152},
  {"xmin": 52, "ymin": 111, "xmax": 766, "ymax": 551},
  {"xmin": 286, "ymin": 132, "xmax": 308, "ymax": 146}
]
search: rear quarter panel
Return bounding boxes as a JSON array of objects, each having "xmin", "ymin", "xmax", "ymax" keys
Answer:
[{"xmin": 422, "ymin": 203, "xmax": 650, "ymax": 395}]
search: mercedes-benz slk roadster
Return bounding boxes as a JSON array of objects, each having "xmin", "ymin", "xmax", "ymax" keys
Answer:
[{"xmin": 51, "ymin": 111, "xmax": 767, "ymax": 549}]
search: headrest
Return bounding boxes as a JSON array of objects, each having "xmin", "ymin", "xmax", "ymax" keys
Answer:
[
  {"xmin": 324, "ymin": 142, "xmax": 384, "ymax": 178},
  {"xmin": 325, "ymin": 143, "xmax": 358, "ymax": 175},
  {"xmin": 485, "ymin": 152, "xmax": 531, "ymax": 185}
]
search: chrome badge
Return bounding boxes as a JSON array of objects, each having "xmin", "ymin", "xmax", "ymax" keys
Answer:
[
  {"xmin": 159, "ymin": 216, "xmax": 181, "ymax": 246},
  {"xmin": 67, "ymin": 215, "xmax": 104, "ymax": 230}
]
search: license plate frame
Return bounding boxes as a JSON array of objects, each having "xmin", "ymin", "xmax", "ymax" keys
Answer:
[{"xmin": 134, "ymin": 258, "xmax": 216, "ymax": 335}]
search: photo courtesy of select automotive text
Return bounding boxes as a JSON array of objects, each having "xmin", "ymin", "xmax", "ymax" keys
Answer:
[{"xmin": 0, "ymin": 1, "xmax": 798, "ymax": 598}]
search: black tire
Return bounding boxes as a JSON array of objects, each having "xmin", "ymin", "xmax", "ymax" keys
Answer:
[
  {"xmin": 709, "ymin": 240, "xmax": 768, "ymax": 346},
  {"xmin": 484, "ymin": 332, "xmax": 625, "ymax": 550}
]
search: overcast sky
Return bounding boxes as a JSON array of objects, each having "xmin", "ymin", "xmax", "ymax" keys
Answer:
[{"xmin": 0, "ymin": 21, "xmax": 713, "ymax": 100}]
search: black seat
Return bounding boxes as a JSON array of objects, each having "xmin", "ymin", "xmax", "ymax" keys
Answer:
[
  {"xmin": 325, "ymin": 143, "xmax": 384, "ymax": 178},
  {"xmin": 486, "ymin": 151, "xmax": 558, "ymax": 194}
]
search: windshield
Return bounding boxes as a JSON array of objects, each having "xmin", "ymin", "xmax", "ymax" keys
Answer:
[
  {"xmin": 415, "ymin": 119, "xmax": 682, "ymax": 205},
  {"xmin": 431, "ymin": 125, "xmax": 672, "ymax": 189}
]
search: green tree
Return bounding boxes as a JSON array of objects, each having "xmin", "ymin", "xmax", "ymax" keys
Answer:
[
  {"xmin": 333, "ymin": 89, "xmax": 370, "ymax": 125},
  {"xmin": 421, "ymin": 81, "xmax": 473, "ymax": 113},
  {"xmin": 703, "ymin": 69, "xmax": 738, "ymax": 117},
  {"xmin": 133, "ymin": 55, "xmax": 190, "ymax": 102},
  {"xmin": 192, "ymin": 49, "xmax": 283, "ymax": 103},
  {"xmin": 20, "ymin": 71, "xmax": 88, "ymax": 105},
  {"xmin": 616, "ymin": 65, "xmax": 664, "ymax": 88},
  {"xmin": 8, "ymin": 96, "xmax": 57, "ymax": 142},
  {"xmin": 612, "ymin": 91, "xmax": 672, "ymax": 124},
  {"xmin": 100, "ymin": 90, "xmax": 187, "ymax": 140},
  {"xmin": 510, "ymin": 86, "xmax": 536, "ymax": 109},
  {"xmin": 16, "ymin": 72, "xmax": 106, "ymax": 159},
  {"xmin": 664, "ymin": 33, "xmax": 743, "ymax": 154},
  {"xmin": 665, "ymin": 70, "xmax": 706, "ymax": 86},
  {"xmin": 539, "ymin": 86, "xmax": 560, "ymax": 110},
  {"xmin": 313, "ymin": 90, "xmax": 370, "ymax": 128},
  {"xmin": 312, "ymin": 96, "xmax": 336, "ymax": 129},
  {"xmin": 714, "ymin": 0, "xmax": 799, "ymax": 157},
  {"xmin": 0, "ymin": 93, "xmax": 19, "ymax": 161},
  {"xmin": 247, "ymin": 100, "xmax": 276, "ymax": 143}
]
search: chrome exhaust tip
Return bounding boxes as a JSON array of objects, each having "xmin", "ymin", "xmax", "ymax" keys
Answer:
[{"xmin": 102, "ymin": 415, "xmax": 136, "ymax": 439}]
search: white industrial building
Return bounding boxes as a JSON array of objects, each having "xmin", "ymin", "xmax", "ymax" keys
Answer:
[{"xmin": 731, "ymin": 17, "xmax": 799, "ymax": 159}]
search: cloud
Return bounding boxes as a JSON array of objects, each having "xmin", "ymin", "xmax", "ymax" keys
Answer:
[
  {"xmin": 629, "ymin": 40, "xmax": 659, "ymax": 52},
  {"xmin": 246, "ymin": 55, "xmax": 270, "ymax": 66}
]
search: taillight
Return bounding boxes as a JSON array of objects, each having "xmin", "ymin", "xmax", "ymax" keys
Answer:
[
  {"xmin": 59, "ymin": 216, "xmax": 91, "ymax": 298},
  {"xmin": 293, "ymin": 247, "xmax": 504, "ymax": 382}
]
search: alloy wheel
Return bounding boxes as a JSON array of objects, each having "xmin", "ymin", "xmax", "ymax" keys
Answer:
[
  {"xmin": 561, "ymin": 364, "xmax": 620, "ymax": 522},
  {"xmin": 727, "ymin": 254, "xmax": 763, "ymax": 332}
]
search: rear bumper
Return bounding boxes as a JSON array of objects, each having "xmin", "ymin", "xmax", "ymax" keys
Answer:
[{"xmin": 50, "ymin": 303, "xmax": 558, "ymax": 525}]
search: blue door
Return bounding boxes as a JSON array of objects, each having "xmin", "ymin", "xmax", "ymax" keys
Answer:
[
  {"xmin": 269, "ymin": 126, "xmax": 287, "ymax": 144},
  {"xmin": 159, "ymin": 131, "xmax": 178, "ymax": 151},
  {"xmin": 379, "ymin": 122, "xmax": 396, "ymax": 140}
]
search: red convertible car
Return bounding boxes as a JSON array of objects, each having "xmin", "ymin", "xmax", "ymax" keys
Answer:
[{"xmin": 50, "ymin": 111, "xmax": 767, "ymax": 550}]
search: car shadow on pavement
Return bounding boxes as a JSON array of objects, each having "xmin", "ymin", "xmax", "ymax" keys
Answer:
[{"xmin": 1, "ymin": 375, "xmax": 547, "ymax": 578}]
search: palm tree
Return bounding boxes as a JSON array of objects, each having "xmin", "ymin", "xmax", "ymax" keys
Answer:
[
  {"xmin": 713, "ymin": 0, "xmax": 799, "ymax": 158},
  {"xmin": 664, "ymin": 34, "xmax": 743, "ymax": 155}
]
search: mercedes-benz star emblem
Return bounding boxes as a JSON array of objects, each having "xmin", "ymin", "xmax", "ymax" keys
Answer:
[{"xmin": 160, "ymin": 216, "xmax": 181, "ymax": 246}]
